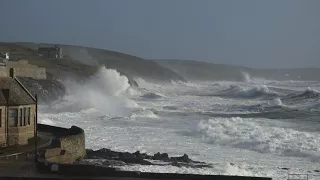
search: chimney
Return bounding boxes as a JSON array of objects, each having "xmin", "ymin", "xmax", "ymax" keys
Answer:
[
  {"xmin": 2, "ymin": 89, "xmax": 9, "ymax": 103},
  {"xmin": 9, "ymin": 68, "xmax": 15, "ymax": 78}
]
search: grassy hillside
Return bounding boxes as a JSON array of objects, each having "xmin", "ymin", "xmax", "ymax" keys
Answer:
[
  {"xmin": 155, "ymin": 59, "xmax": 320, "ymax": 81},
  {"xmin": 0, "ymin": 43, "xmax": 97, "ymax": 80},
  {"xmin": 1, "ymin": 42, "xmax": 186, "ymax": 83}
]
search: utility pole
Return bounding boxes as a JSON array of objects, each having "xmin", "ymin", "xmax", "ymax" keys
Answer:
[{"xmin": 34, "ymin": 94, "xmax": 38, "ymax": 163}]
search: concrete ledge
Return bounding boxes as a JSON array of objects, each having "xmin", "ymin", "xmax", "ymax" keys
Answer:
[{"xmin": 38, "ymin": 124, "xmax": 85, "ymax": 164}]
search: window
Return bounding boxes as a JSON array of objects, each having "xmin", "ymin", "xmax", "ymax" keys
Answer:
[
  {"xmin": 9, "ymin": 109, "xmax": 18, "ymax": 127},
  {"xmin": 19, "ymin": 108, "xmax": 23, "ymax": 126},
  {"xmin": 23, "ymin": 108, "xmax": 27, "ymax": 126},
  {"xmin": 27, "ymin": 108, "xmax": 30, "ymax": 125},
  {"xmin": 24, "ymin": 107, "xmax": 30, "ymax": 126}
]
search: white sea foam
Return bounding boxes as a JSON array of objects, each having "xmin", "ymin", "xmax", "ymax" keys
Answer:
[
  {"xmin": 222, "ymin": 85, "xmax": 278, "ymax": 98},
  {"xmin": 53, "ymin": 66, "xmax": 138, "ymax": 117},
  {"xmin": 39, "ymin": 79, "xmax": 320, "ymax": 180},
  {"xmin": 268, "ymin": 98, "xmax": 283, "ymax": 106},
  {"xmin": 39, "ymin": 118, "xmax": 55, "ymax": 125},
  {"xmin": 303, "ymin": 87, "xmax": 320, "ymax": 96},
  {"xmin": 131, "ymin": 110, "xmax": 159, "ymax": 119},
  {"xmin": 197, "ymin": 117, "xmax": 320, "ymax": 159},
  {"xmin": 117, "ymin": 162, "xmax": 253, "ymax": 177}
]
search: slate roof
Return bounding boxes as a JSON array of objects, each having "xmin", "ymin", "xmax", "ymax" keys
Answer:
[{"xmin": 0, "ymin": 77, "xmax": 36, "ymax": 106}]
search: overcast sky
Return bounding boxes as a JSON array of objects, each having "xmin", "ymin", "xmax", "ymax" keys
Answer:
[{"xmin": 0, "ymin": 0, "xmax": 319, "ymax": 68}]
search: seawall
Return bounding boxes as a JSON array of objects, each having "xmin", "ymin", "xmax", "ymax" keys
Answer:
[{"xmin": 38, "ymin": 124, "xmax": 85, "ymax": 164}]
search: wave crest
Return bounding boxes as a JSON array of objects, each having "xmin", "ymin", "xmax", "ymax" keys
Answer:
[
  {"xmin": 298, "ymin": 87, "xmax": 320, "ymax": 98},
  {"xmin": 219, "ymin": 85, "xmax": 278, "ymax": 98},
  {"xmin": 48, "ymin": 66, "xmax": 138, "ymax": 117}
]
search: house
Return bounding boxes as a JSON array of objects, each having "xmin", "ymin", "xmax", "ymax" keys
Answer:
[
  {"xmin": 37, "ymin": 44, "xmax": 63, "ymax": 59},
  {"xmin": 0, "ymin": 52, "xmax": 9, "ymax": 66},
  {"xmin": 0, "ymin": 68, "xmax": 36, "ymax": 147}
]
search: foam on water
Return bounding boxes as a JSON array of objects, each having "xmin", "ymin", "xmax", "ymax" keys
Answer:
[
  {"xmin": 117, "ymin": 162, "xmax": 253, "ymax": 177},
  {"xmin": 198, "ymin": 117, "xmax": 320, "ymax": 160},
  {"xmin": 268, "ymin": 98, "xmax": 283, "ymax": 106},
  {"xmin": 39, "ymin": 75, "xmax": 320, "ymax": 180},
  {"xmin": 220, "ymin": 85, "xmax": 278, "ymax": 98},
  {"xmin": 131, "ymin": 109, "xmax": 159, "ymax": 119},
  {"xmin": 39, "ymin": 118, "xmax": 55, "ymax": 125}
]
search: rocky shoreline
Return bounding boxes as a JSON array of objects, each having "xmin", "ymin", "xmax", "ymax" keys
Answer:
[{"xmin": 80, "ymin": 148, "xmax": 212, "ymax": 168}]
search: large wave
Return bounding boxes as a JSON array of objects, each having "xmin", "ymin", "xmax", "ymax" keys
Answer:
[
  {"xmin": 218, "ymin": 85, "xmax": 279, "ymax": 99},
  {"xmin": 48, "ymin": 66, "xmax": 139, "ymax": 117},
  {"xmin": 197, "ymin": 117, "xmax": 320, "ymax": 160},
  {"xmin": 298, "ymin": 87, "xmax": 320, "ymax": 98}
]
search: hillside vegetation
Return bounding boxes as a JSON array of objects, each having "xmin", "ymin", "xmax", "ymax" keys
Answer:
[{"xmin": 0, "ymin": 42, "xmax": 186, "ymax": 83}]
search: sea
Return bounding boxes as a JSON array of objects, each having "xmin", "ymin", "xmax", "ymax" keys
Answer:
[{"xmin": 38, "ymin": 67, "xmax": 320, "ymax": 180}]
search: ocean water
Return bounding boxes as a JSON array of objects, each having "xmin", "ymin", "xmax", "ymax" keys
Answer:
[{"xmin": 39, "ymin": 67, "xmax": 320, "ymax": 180}]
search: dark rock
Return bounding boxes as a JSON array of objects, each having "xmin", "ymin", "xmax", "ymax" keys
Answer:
[
  {"xmin": 314, "ymin": 170, "xmax": 320, "ymax": 173},
  {"xmin": 133, "ymin": 151, "xmax": 149, "ymax": 159},
  {"xmin": 84, "ymin": 148, "xmax": 208, "ymax": 168},
  {"xmin": 153, "ymin": 152, "xmax": 170, "ymax": 161},
  {"xmin": 171, "ymin": 154, "xmax": 191, "ymax": 163}
]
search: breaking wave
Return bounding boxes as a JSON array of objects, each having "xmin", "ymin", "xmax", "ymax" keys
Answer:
[
  {"xmin": 267, "ymin": 98, "xmax": 283, "ymax": 107},
  {"xmin": 197, "ymin": 117, "xmax": 320, "ymax": 160},
  {"xmin": 298, "ymin": 87, "xmax": 320, "ymax": 98},
  {"xmin": 48, "ymin": 66, "xmax": 139, "ymax": 117},
  {"xmin": 131, "ymin": 109, "xmax": 159, "ymax": 119},
  {"xmin": 218, "ymin": 85, "xmax": 279, "ymax": 98}
]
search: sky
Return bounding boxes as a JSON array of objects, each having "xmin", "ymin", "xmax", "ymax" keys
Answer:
[{"xmin": 0, "ymin": 0, "xmax": 319, "ymax": 68}]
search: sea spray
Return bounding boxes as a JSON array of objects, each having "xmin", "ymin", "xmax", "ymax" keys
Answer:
[
  {"xmin": 241, "ymin": 72, "xmax": 251, "ymax": 83},
  {"xmin": 49, "ymin": 66, "xmax": 138, "ymax": 117}
]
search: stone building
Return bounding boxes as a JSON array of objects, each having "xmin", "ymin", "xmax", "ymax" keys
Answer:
[
  {"xmin": 0, "ymin": 52, "xmax": 9, "ymax": 66},
  {"xmin": 0, "ymin": 68, "xmax": 36, "ymax": 147},
  {"xmin": 38, "ymin": 44, "xmax": 63, "ymax": 59}
]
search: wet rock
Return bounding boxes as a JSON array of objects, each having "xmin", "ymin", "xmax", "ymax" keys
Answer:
[
  {"xmin": 171, "ymin": 154, "xmax": 191, "ymax": 163},
  {"xmin": 133, "ymin": 151, "xmax": 149, "ymax": 159},
  {"xmin": 85, "ymin": 148, "xmax": 209, "ymax": 168},
  {"xmin": 153, "ymin": 152, "xmax": 170, "ymax": 161}
]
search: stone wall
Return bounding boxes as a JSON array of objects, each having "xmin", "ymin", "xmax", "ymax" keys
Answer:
[
  {"xmin": 38, "ymin": 124, "xmax": 86, "ymax": 164},
  {"xmin": 0, "ymin": 60, "xmax": 46, "ymax": 79}
]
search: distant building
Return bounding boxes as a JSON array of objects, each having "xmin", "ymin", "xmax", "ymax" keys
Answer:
[
  {"xmin": 0, "ymin": 68, "xmax": 36, "ymax": 147},
  {"xmin": 0, "ymin": 52, "xmax": 9, "ymax": 66},
  {"xmin": 38, "ymin": 44, "xmax": 63, "ymax": 59}
]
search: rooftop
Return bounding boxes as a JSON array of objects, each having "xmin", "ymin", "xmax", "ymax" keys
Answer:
[{"xmin": 0, "ymin": 77, "xmax": 36, "ymax": 106}]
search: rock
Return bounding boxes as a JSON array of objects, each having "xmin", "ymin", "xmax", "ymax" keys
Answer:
[
  {"xmin": 84, "ymin": 148, "xmax": 208, "ymax": 168},
  {"xmin": 153, "ymin": 152, "xmax": 170, "ymax": 161},
  {"xmin": 133, "ymin": 151, "xmax": 149, "ymax": 159},
  {"xmin": 171, "ymin": 154, "xmax": 191, "ymax": 163},
  {"xmin": 119, "ymin": 152, "xmax": 135, "ymax": 160}
]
